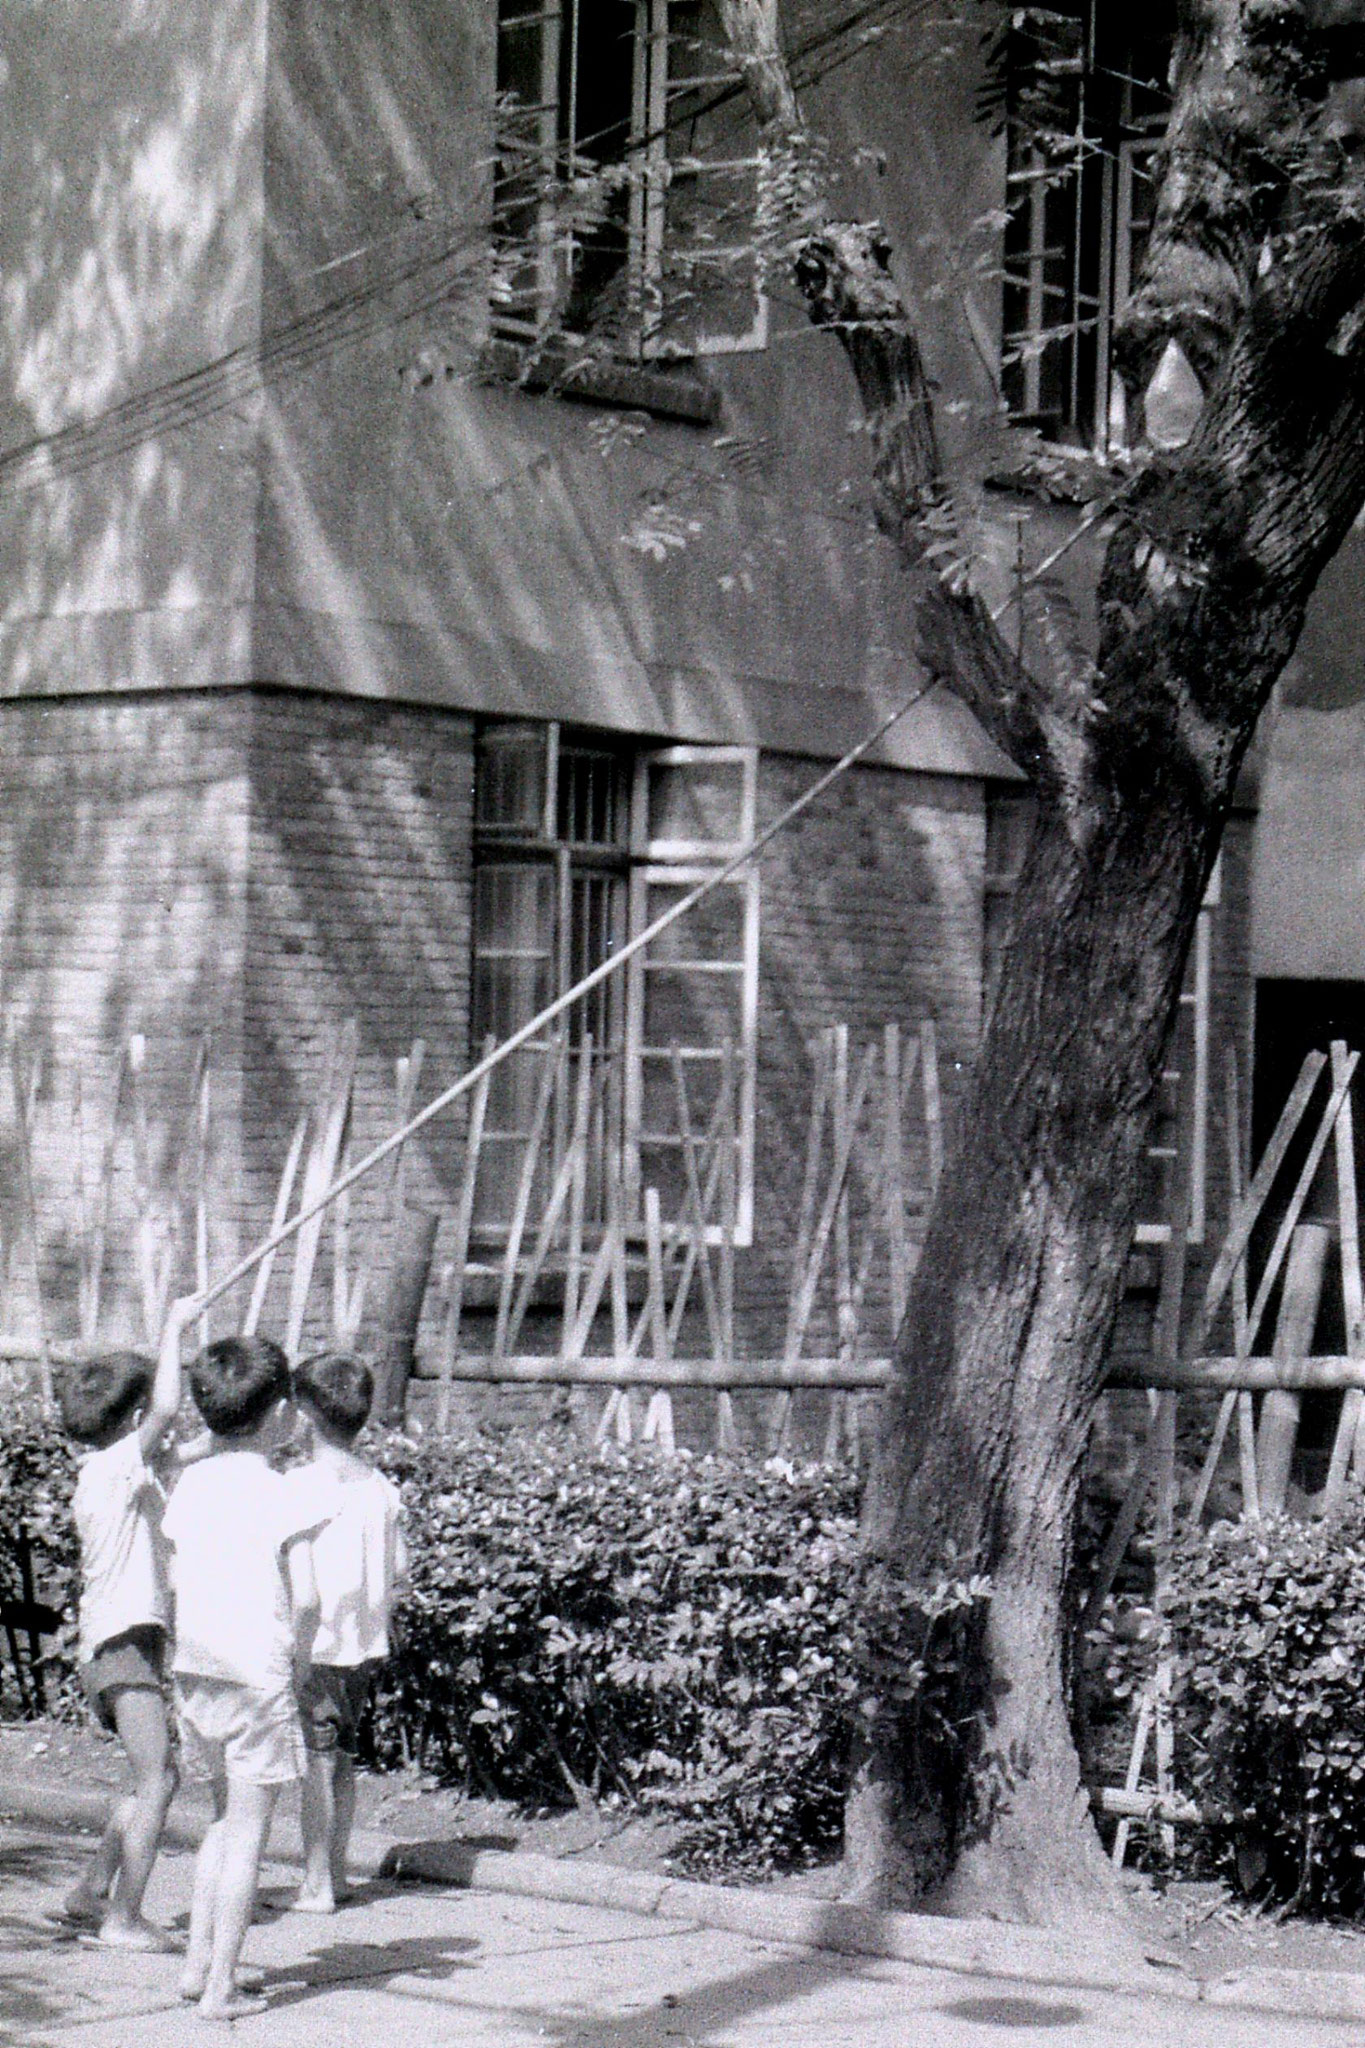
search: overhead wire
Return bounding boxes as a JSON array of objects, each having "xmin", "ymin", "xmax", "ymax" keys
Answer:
[{"xmin": 0, "ymin": 0, "xmax": 950, "ymax": 499}]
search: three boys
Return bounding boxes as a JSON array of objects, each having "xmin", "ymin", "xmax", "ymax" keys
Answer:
[{"xmin": 57, "ymin": 1308, "xmax": 405, "ymax": 2021}]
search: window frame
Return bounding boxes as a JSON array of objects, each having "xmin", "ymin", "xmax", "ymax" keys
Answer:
[
  {"xmin": 1134, "ymin": 857, "xmax": 1219, "ymax": 1249},
  {"xmin": 470, "ymin": 725, "xmax": 760, "ymax": 1252},
  {"xmin": 490, "ymin": 0, "xmax": 769, "ymax": 358},
  {"xmin": 999, "ymin": 5, "xmax": 1173, "ymax": 451},
  {"xmin": 624, "ymin": 744, "xmax": 759, "ymax": 1246}
]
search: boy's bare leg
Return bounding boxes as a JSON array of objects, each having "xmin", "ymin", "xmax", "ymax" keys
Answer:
[
  {"xmin": 197, "ymin": 1779, "xmax": 277, "ymax": 2020},
  {"xmin": 63, "ymin": 1819, "xmax": 119, "ymax": 1924},
  {"xmin": 179, "ymin": 1779, "xmax": 227, "ymax": 2000},
  {"xmin": 332, "ymin": 1751, "xmax": 357, "ymax": 1899},
  {"xmin": 98, "ymin": 1689, "xmax": 178, "ymax": 1948},
  {"xmin": 294, "ymin": 1751, "xmax": 337, "ymax": 1910}
]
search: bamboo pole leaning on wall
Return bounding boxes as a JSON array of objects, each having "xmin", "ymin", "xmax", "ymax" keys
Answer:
[
  {"xmin": 434, "ymin": 1053, "xmax": 492, "ymax": 1436},
  {"xmin": 1325, "ymin": 1037, "xmax": 1365, "ymax": 1503},
  {"xmin": 174, "ymin": 681, "xmax": 938, "ymax": 1333}
]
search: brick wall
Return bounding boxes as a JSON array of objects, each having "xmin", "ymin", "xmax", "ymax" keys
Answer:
[
  {"xmin": 0, "ymin": 688, "xmax": 477, "ymax": 1353},
  {"xmin": 239, "ymin": 692, "xmax": 475, "ymax": 1344},
  {"xmin": 0, "ymin": 689, "xmax": 1259, "ymax": 1393},
  {"xmin": 0, "ymin": 693, "xmax": 249, "ymax": 1345}
]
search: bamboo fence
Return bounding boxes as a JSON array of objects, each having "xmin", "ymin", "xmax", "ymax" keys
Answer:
[{"xmin": 0, "ymin": 1017, "xmax": 945, "ymax": 1454}]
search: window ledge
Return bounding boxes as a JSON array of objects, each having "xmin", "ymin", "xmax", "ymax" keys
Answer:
[{"xmin": 481, "ymin": 338, "xmax": 721, "ymax": 426}]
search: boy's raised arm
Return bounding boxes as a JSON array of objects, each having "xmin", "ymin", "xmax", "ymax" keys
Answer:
[{"xmin": 139, "ymin": 1293, "xmax": 199, "ymax": 1459}]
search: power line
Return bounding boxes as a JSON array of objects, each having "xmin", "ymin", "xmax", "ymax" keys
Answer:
[{"xmin": 0, "ymin": 0, "xmax": 947, "ymax": 498}]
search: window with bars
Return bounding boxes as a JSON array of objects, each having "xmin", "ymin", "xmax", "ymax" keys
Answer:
[
  {"xmin": 490, "ymin": 0, "xmax": 768, "ymax": 356},
  {"xmin": 999, "ymin": 3, "xmax": 1173, "ymax": 449},
  {"xmin": 470, "ymin": 723, "xmax": 758, "ymax": 1249}
]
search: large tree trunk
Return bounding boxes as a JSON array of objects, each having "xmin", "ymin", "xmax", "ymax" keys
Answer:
[
  {"xmin": 847, "ymin": 783, "xmax": 1217, "ymax": 1920},
  {"xmin": 715, "ymin": 0, "xmax": 1365, "ymax": 1919}
]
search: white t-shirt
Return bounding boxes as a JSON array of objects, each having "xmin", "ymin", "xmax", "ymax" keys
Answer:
[
  {"xmin": 72, "ymin": 1431, "xmax": 171, "ymax": 1664},
  {"xmin": 162, "ymin": 1454, "xmax": 336, "ymax": 1692},
  {"xmin": 304, "ymin": 1466, "xmax": 407, "ymax": 1668}
]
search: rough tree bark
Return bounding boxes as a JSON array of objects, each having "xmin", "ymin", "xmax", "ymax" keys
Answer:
[{"xmin": 718, "ymin": 0, "xmax": 1365, "ymax": 1921}]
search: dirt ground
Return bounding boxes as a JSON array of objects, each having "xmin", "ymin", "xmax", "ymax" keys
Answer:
[{"xmin": 8, "ymin": 1715, "xmax": 1365, "ymax": 1986}]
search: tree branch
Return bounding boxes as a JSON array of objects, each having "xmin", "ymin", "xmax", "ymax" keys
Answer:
[{"xmin": 713, "ymin": 0, "xmax": 1064, "ymax": 781}]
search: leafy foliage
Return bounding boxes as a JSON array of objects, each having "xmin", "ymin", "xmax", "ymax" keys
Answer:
[
  {"xmin": 1169, "ymin": 1496, "xmax": 1365, "ymax": 1914},
  {"xmin": 369, "ymin": 1429, "xmax": 987, "ymax": 1875},
  {"xmin": 0, "ymin": 1399, "xmax": 82, "ymax": 1717},
  {"xmin": 0, "ymin": 1406, "xmax": 990, "ymax": 1879}
]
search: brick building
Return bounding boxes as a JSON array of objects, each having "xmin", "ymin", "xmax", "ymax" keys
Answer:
[{"xmin": 0, "ymin": 2, "xmax": 1270, "ymax": 1361}]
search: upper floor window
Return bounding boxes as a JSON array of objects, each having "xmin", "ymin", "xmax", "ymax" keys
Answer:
[
  {"xmin": 999, "ymin": 3, "xmax": 1174, "ymax": 449},
  {"xmin": 491, "ymin": 0, "xmax": 769, "ymax": 359}
]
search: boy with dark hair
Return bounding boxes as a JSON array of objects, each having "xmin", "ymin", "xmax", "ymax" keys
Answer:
[
  {"xmin": 58, "ymin": 1296, "xmax": 198, "ymax": 1947},
  {"xmin": 162, "ymin": 1334, "xmax": 334, "ymax": 2020},
  {"xmin": 289, "ymin": 1353, "xmax": 407, "ymax": 1914}
]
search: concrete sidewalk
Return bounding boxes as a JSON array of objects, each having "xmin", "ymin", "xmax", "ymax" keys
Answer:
[{"xmin": 6, "ymin": 1815, "xmax": 1365, "ymax": 2047}]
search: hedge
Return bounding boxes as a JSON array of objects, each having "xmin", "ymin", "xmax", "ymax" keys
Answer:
[
  {"xmin": 0, "ymin": 1407, "xmax": 986, "ymax": 1877},
  {"xmin": 1167, "ymin": 1495, "xmax": 1365, "ymax": 1915},
  {"xmin": 17, "ymin": 1396, "xmax": 1365, "ymax": 1901}
]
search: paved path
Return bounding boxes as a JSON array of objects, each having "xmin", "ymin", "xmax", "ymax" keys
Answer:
[{"xmin": 3, "ymin": 1819, "xmax": 1362, "ymax": 2047}]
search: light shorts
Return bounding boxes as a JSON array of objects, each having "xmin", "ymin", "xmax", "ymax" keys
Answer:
[{"xmin": 174, "ymin": 1674, "xmax": 307, "ymax": 1788}]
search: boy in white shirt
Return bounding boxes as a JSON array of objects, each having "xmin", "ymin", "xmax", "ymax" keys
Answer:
[
  {"xmin": 288, "ymin": 1353, "xmax": 407, "ymax": 1914},
  {"xmin": 57, "ymin": 1294, "xmax": 198, "ymax": 1947},
  {"xmin": 161, "ymin": 1335, "xmax": 334, "ymax": 2021}
]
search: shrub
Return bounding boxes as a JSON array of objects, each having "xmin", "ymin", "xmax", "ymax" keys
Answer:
[
  {"xmin": 0, "ymin": 1406, "xmax": 989, "ymax": 1879},
  {"xmin": 0, "ymin": 1399, "xmax": 81, "ymax": 1716},
  {"xmin": 371, "ymin": 1429, "xmax": 987, "ymax": 1875},
  {"xmin": 1168, "ymin": 1493, "xmax": 1365, "ymax": 1914}
]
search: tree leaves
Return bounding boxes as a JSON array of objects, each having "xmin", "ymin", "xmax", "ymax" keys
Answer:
[{"xmin": 1169, "ymin": 1495, "xmax": 1365, "ymax": 1912}]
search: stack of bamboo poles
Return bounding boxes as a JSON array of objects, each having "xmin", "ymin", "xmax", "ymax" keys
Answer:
[
  {"xmin": 1095, "ymin": 1039, "xmax": 1365, "ymax": 1860},
  {"xmin": 771, "ymin": 1019, "xmax": 941, "ymax": 1460},
  {"xmin": 422, "ymin": 1019, "xmax": 943, "ymax": 1451},
  {"xmin": 424, "ymin": 1030, "xmax": 743, "ymax": 1447},
  {"xmin": 0, "ymin": 1024, "xmax": 428, "ymax": 1380},
  {"xmin": 1, "ymin": 1017, "xmax": 944, "ymax": 1458},
  {"xmin": 11, "ymin": 1021, "xmax": 1359, "ymax": 1449}
]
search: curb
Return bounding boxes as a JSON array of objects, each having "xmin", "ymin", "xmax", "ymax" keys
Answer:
[
  {"xmin": 9, "ymin": 1773, "xmax": 1365, "ymax": 2023},
  {"xmin": 0, "ymin": 1775, "xmax": 394, "ymax": 1878}
]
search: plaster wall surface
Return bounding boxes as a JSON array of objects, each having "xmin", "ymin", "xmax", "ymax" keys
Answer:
[
  {"xmin": 1254, "ymin": 702, "xmax": 1365, "ymax": 980},
  {"xmin": 0, "ymin": 0, "xmax": 268, "ymax": 701},
  {"xmin": 247, "ymin": 0, "xmax": 1017, "ymax": 775}
]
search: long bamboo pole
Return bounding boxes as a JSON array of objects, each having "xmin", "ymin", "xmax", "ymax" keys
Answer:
[{"xmin": 180, "ymin": 680, "xmax": 935, "ymax": 1327}]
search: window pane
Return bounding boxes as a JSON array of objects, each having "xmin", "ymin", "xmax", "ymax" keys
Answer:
[
  {"xmin": 558, "ymin": 0, "xmax": 640, "ymax": 331},
  {"xmin": 476, "ymin": 726, "xmax": 547, "ymax": 833},
  {"xmin": 566, "ymin": 868, "xmax": 626, "ymax": 1050},
  {"xmin": 472, "ymin": 728, "xmax": 635, "ymax": 1244},
  {"xmin": 558, "ymin": 739, "xmax": 629, "ymax": 845},
  {"xmin": 639, "ymin": 1048, "xmax": 725, "ymax": 1137},
  {"xmin": 472, "ymin": 862, "xmax": 556, "ymax": 1044},
  {"xmin": 1000, "ymin": 3, "xmax": 1174, "ymax": 444},
  {"xmin": 642, "ymin": 963, "xmax": 743, "ymax": 1054},
  {"xmin": 639, "ymin": 880, "xmax": 744, "ymax": 963},
  {"xmin": 643, "ymin": 755, "xmax": 746, "ymax": 846}
]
